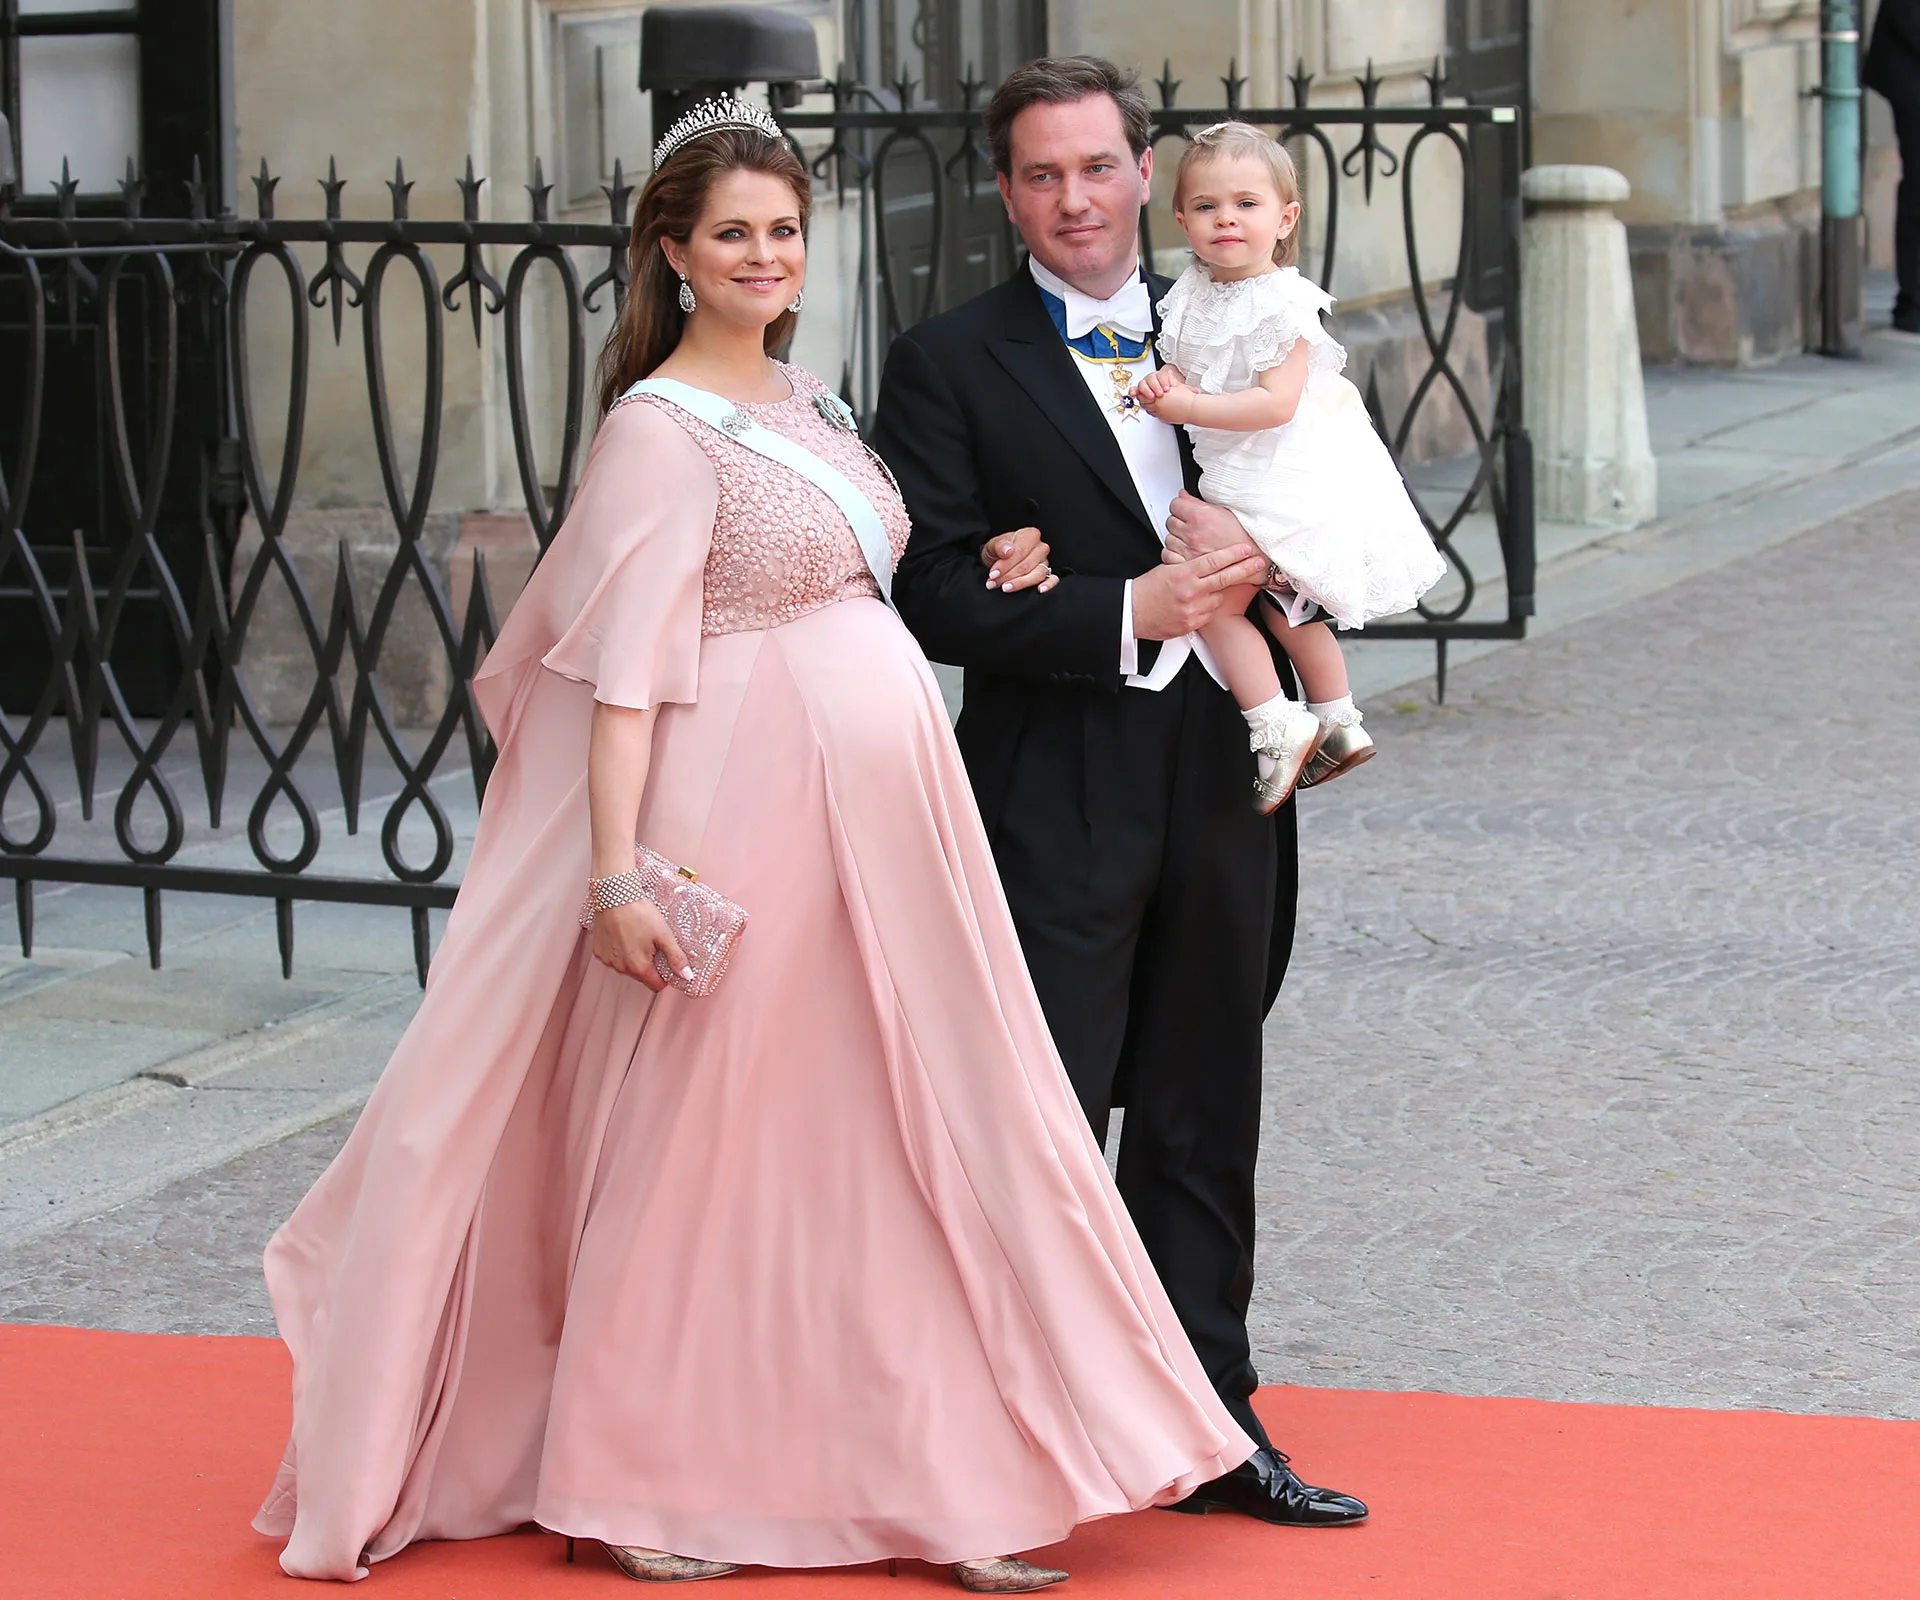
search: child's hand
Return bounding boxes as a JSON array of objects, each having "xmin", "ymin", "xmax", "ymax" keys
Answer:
[
  {"xmin": 1133, "ymin": 372, "xmax": 1198, "ymax": 425},
  {"xmin": 1131, "ymin": 366, "xmax": 1184, "ymax": 404}
]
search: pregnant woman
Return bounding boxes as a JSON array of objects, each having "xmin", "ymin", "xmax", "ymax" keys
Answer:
[{"xmin": 252, "ymin": 99, "xmax": 1252, "ymax": 1589}]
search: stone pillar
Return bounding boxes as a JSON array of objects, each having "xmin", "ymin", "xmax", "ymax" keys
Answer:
[{"xmin": 1522, "ymin": 165, "xmax": 1659, "ymax": 527}]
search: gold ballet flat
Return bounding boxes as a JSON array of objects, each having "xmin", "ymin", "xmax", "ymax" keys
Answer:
[
  {"xmin": 1250, "ymin": 703, "xmax": 1325, "ymax": 815},
  {"xmin": 951, "ymin": 1556, "xmax": 1070, "ymax": 1592},
  {"xmin": 601, "ymin": 1542, "xmax": 742, "ymax": 1583},
  {"xmin": 1297, "ymin": 721, "xmax": 1375, "ymax": 789}
]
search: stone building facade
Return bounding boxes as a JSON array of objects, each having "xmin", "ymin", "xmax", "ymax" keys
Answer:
[
  {"xmin": 1534, "ymin": 0, "xmax": 1844, "ymax": 368},
  {"xmin": 225, "ymin": 0, "xmax": 1894, "ymax": 518},
  {"xmin": 1076, "ymin": 0, "xmax": 1892, "ymax": 371},
  {"xmin": 223, "ymin": 0, "xmax": 1514, "ymax": 679},
  {"xmin": 15, "ymin": 1, "xmax": 1881, "ymax": 716},
  {"xmin": 212, "ymin": 0, "xmax": 1888, "ymax": 716}
]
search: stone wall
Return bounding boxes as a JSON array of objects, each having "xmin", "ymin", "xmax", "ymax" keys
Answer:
[
  {"xmin": 1532, "ymin": 0, "xmax": 1831, "ymax": 368},
  {"xmin": 232, "ymin": 0, "xmax": 520, "ymax": 517},
  {"xmin": 228, "ymin": 510, "xmax": 540, "ymax": 730},
  {"xmin": 1629, "ymin": 191, "xmax": 1822, "ymax": 367},
  {"xmin": 1333, "ymin": 291, "xmax": 1492, "ymax": 468}
]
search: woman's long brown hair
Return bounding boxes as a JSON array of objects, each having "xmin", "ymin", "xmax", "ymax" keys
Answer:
[{"xmin": 596, "ymin": 128, "xmax": 813, "ymax": 414}]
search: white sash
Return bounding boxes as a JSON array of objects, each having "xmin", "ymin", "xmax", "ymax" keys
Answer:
[{"xmin": 624, "ymin": 376, "xmax": 896, "ymax": 610}]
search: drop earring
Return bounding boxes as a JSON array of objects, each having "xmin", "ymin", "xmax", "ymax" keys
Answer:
[
  {"xmin": 677, "ymin": 273, "xmax": 696, "ymax": 314},
  {"xmin": 787, "ymin": 288, "xmax": 806, "ymax": 313}
]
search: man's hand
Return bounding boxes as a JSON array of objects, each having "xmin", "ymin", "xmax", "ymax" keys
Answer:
[
  {"xmin": 1164, "ymin": 491, "xmax": 1260, "ymax": 565},
  {"xmin": 1131, "ymin": 543, "xmax": 1272, "ymax": 640}
]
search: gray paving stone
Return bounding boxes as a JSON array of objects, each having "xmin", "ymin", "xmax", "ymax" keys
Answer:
[
  {"xmin": 1251, "ymin": 488, "xmax": 1920, "ymax": 1418},
  {"xmin": 0, "ymin": 1112, "xmax": 354, "ymax": 1336}
]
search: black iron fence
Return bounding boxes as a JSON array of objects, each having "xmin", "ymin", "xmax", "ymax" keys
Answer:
[
  {"xmin": 1, "ymin": 62, "xmax": 1531, "ymax": 983},
  {"xmin": 0, "ymin": 158, "xmax": 630, "ymax": 981},
  {"xmin": 789, "ymin": 60, "xmax": 1534, "ymax": 670}
]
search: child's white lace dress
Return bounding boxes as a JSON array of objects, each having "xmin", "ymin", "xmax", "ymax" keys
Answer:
[{"xmin": 1156, "ymin": 263, "xmax": 1446, "ymax": 629}]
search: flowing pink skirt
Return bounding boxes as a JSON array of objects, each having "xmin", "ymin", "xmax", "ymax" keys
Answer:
[{"xmin": 255, "ymin": 598, "xmax": 1250, "ymax": 1579}]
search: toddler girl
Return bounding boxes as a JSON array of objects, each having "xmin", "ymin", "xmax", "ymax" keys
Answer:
[{"xmin": 1135, "ymin": 122, "xmax": 1446, "ymax": 810}]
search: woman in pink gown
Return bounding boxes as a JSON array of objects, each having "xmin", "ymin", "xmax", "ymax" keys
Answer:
[{"xmin": 252, "ymin": 104, "xmax": 1253, "ymax": 1589}]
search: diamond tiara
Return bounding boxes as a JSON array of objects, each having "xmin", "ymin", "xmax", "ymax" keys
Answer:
[{"xmin": 652, "ymin": 96, "xmax": 785, "ymax": 169}]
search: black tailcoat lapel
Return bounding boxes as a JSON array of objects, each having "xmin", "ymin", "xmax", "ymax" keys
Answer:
[{"xmin": 985, "ymin": 273, "xmax": 1164, "ymax": 554}]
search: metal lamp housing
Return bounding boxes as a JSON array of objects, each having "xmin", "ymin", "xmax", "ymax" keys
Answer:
[{"xmin": 641, "ymin": 4, "xmax": 822, "ymax": 134}]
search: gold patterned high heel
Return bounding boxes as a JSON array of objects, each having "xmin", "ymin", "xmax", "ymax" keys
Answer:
[
  {"xmin": 600, "ymin": 1541, "xmax": 741, "ymax": 1582},
  {"xmin": 950, "ymin": 1556, "xmax": 1070, "ymax": 1592}
]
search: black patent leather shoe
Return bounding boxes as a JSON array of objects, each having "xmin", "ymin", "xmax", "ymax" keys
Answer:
[{"xmin": 1163, "ymin": 1448, "xmax": 1369, "ymax": 1526}]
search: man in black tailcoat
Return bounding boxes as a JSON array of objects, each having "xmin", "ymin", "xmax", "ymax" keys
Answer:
[
  {"xmin": 870, "ymin": 55, "xmax": 1368, "ymax": 1526},
  {"xmin": 1868, "ymin": 0, "xmax": 1920, "ymax": 333}
]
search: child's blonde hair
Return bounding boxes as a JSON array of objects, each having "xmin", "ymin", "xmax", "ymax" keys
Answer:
[{"xmin": 1172, "ymin": 121, "xmax": 1301, "ymax": 268}]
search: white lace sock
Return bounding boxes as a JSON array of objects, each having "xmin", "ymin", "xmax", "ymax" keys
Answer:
[
  {"xmin": 1244, "ymin": 693, "xmax": 1309, "ymax": 782},
  {"xmin": 1307, "ymin": 694, "xmax": 1362, "ymax": 729}
]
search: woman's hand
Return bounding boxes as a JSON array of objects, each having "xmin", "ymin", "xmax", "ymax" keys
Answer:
[
  {"xmin": 980, "ymin": 526, "xmax": 1059, "ymax": 593},
  {"xmin": 591, "ymin": 898, "xmax": 693, "ymax": 992}
]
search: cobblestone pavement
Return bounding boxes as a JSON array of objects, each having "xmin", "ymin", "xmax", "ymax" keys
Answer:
[
  {"xmin": 4, "ymin": 492, "xmax": 1918, "ymax": 1421},
  {"xmin": 1254, "ymin": 489, "xmax": 1920, "ymax": 1418},
  {"xmin": 0, "ymin": 1112, "xmax": 353, "ymax": 1334}
]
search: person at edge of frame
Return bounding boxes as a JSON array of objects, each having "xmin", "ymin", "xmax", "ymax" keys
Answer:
[{"xmin": 1868, "ymin": 0, "xmax": 1920, "ymax": 335}]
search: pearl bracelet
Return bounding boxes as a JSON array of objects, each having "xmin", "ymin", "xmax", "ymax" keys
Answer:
[{"xmin": 586, "ymin": 868, "xmax": 650, "ymax": 916}]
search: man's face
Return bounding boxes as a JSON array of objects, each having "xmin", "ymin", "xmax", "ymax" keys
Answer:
[{"xmin": 997, "ymin": 94, "xmax": 1152, "ymax": 296}]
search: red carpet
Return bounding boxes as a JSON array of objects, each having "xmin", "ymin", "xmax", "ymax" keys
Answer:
[{"xmin": 2, "ymin": 1322, "xmax": 1911, "ymax": 1598}]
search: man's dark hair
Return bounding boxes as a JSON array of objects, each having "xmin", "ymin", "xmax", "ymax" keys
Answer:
[{"xmin": 983, "ymin": 56, "xmax": 1153, "ymax": 176}]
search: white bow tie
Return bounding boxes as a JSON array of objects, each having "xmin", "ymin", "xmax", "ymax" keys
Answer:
[{"xmin": 1060, "ymin": 277, "xmax": 1153, "ymax": 342}]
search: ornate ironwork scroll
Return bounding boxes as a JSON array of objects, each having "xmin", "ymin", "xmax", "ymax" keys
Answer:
[
  {"xmin": 1, "ymin": 164, "xmax": 628, "ymax": 981},
  {"xmin": 1, "ymin": 60, "xmax": 1532, "ymax": 980}
]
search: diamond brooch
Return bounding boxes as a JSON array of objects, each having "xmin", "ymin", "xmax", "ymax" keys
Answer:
[{"xmin": 814, "ymin": 393, "xmax": 858, "ymax": 432}]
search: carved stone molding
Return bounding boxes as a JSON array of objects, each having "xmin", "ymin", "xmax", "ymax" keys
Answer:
[
  {"xmin": 1281, "ymin": 0, "xmax": 1449, "ymax": 89},
  {"xmin": 1724, "ymin": 0, "xmax": 1820, "ymax": 51}
]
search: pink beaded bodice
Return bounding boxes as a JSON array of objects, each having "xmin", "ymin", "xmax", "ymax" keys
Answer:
[{"xmin": 620, "ymin": 364, "xmax": 911, "ymax": 637}]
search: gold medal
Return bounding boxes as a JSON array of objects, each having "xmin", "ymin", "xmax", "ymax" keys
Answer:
[{"xmin": 1072, "ymin": 324, "xmax": 1151, "ymax": 421}]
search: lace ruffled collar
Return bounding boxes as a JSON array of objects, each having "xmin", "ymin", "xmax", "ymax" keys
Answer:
[
  {"xmin": 1175, "ymin": 263, "xmax": 1326, "ymax": 307},
  {"xmin": 1156, "ymin": 262, "xmax": 1344, "ymax": 383},
  {"xmin": 1164, "ymin": 260, "xmax": 1330, "ymax": 326},
  {"xmin": 1187, "ymin": 264, "xmax": 1291, "ymax": 292}
]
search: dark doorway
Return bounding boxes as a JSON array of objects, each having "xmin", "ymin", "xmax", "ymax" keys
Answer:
[
  {"xmin": 1445, "ymin": 0, "xmax": 1528, "ymax": 315},
  {"xmin": 854, "ymin": 0, "xmax": 1046, "ymax": 332},
  {"xmin": 0, "ymin": 0, "xmax": 230, "ymax": 715}
]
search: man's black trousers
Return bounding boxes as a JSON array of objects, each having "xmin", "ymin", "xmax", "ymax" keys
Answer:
[{"xmin": 1896, "ymin": 107, "xmax": 1920, "ymax": 324}]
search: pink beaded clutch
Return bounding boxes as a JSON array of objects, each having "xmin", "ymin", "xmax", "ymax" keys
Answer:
[{"xmin": 579, "ymin": 845, "xmax": 748, "ymax": 997}]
